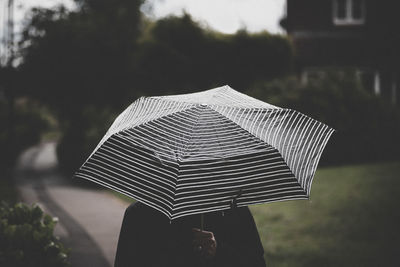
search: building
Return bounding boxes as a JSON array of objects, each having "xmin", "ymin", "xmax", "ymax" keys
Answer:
[{"xmin": 281, "ymin": 0, "xmax": 400, "ymax": 104}]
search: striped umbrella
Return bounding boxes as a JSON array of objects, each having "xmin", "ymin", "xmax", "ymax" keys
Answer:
[{"xmin": 75, "ymin": 85, "xmax": 334, "ymax": 221}]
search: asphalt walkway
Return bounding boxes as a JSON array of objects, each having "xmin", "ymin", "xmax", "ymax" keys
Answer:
[{"xmin": 15, "ymin": 141, "xmax": 131, "ymax": 267}]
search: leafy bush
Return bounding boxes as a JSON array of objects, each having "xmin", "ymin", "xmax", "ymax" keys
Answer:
[
  {"xmin": 247, "ymin": 71, "xmax": 400, "ymax": 165},
  {"xmin": 0, "ymin": 202, "xmax": 69, "ymax": 267}
]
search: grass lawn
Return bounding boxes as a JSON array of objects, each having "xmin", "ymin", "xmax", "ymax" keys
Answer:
[
  {"xmin": 110, "ymin": 190, "xmax": 136, "ymax": 204},
  {"xmin": 250, "ymin": 161, "xmax": 400, "ymax": 267}
]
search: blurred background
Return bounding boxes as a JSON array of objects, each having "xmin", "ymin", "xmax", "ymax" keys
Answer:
[{"xmin": 0, "ymin": 0, "xmax": 399, "ymax": 266}]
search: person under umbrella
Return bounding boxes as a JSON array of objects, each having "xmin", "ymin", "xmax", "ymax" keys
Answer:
[
  {"xmin": 74, "ymin": 86, "xmax": 334, "ymax": 266},
  {"xmin": 114, "ymin": 202, "xmax": 266, "ymax": 267}
]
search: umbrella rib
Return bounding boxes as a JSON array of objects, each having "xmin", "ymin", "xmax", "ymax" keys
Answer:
[
  {"xmin": 174, "ymin": 188, "xmax": 307, "ymax": 209},
  {"xmin": 75, "ymin": 173, "xmax": 172, "ymax": 218},
  {"xmin": 74, "ymin": 86, "xmax": 335, "ymax": 220},
  {"xmin": 209, "ymin": 106, "xmax": 306, "ymax": 194},
  {"xmin": 305, "ymin": 127, "xmax": 335, "ymax": 195},
  {"xmin": 211, "ymin": 106, "xmax": 334, "ymax": 197},
  {"xmin": 170, "ymin": 106, "xmax": 203, "ymax": 214}
]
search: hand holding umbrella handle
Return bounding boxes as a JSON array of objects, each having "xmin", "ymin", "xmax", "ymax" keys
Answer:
[{"xmin": 192, "ymin": 228, "xmax": 217, "ymax": 260}]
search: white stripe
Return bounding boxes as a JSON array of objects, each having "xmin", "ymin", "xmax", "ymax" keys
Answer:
[{"xmin": 75, "ymin": 85, "xmax": 334, "ymax": 220}]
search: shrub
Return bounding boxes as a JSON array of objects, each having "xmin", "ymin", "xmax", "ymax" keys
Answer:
[
  {"xmin": 0, "ymin": 202, "xmax": 69, "ymax": 267},
  {"xmin": 247, "ymin": 71, "xmax": 400, "ymax": 165}
]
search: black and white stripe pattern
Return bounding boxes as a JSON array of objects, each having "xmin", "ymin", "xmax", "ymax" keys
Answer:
[{"xmin": 75, "ymin": 85, "xmax": 334, "ymax": 220}]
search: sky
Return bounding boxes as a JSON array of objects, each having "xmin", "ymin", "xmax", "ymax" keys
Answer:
[
  {"xmin": 13, "ymin": 0, "xmax": 286, "ymax": 34},
  {"xmin": 14, "ymin": 0, "xmax": 76, "ymax": 28},
  {"xmin": 148, "ymin": 0, "xmax": 286, "ymax": 34}
]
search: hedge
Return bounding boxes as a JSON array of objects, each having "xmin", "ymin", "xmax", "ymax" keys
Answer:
[{"xmin": 0, "ymin": 202, "xmax": 70, "ymax": 267}]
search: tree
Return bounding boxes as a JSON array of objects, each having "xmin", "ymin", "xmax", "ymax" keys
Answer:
[
  {"xmin": 133, "ymin": 14, "xmax": 293, "ymax": 95},
  {"xmin": 18, "ymin": 0, "xmax": 144, "ymax": 173},
  {"xmin": 19, "ymin": 0, "xmax": 144, "ymax": 116},
  {"xmin": 18, "ymin": 7, "xmax": 294, "ymax": 173}
]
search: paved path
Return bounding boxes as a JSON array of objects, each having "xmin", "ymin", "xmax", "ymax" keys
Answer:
[{"xmin": 15, "ymin": 142, "xmax": 131, "ymax": 267}]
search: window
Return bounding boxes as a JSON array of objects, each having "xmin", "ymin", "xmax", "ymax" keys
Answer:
[{"xmin": 333, "ymin": 0, "xmax": 366, "ymax": 25}]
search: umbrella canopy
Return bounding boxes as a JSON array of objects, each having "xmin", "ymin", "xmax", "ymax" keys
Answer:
[{"xmin": 74, "ymin": 85, "xmax": 334, "ymax": 220}]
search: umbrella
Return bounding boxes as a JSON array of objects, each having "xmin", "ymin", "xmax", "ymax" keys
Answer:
[{"xmin": 74, "ymin": 85, "xmax": 334, "ymax": 221}]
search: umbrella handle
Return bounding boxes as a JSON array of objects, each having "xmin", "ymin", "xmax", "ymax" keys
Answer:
[
  {"xmin": 230, "ymin": 189, "xmax": 243, "ymax": 209},
  {"xmin": 200, "ymin": 213, "xmax": 204, "ymax": 230}
]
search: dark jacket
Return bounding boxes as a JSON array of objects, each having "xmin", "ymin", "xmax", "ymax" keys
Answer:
[{"xmin": 114, "ymin": 202, "xmax": 266, "ymax": 267}]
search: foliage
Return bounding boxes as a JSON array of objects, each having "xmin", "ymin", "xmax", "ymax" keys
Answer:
[
  {"xmin": 0, "ymin": 98, "xmax": 48, "ymax": 173},
  {"xmin": 251, "ymin": 161, "xmax": 400, "ymax": 267},
  {"xmin": 0, "ymin": 202, "xmax": 70, "ymax": 267},
  {"xmin": 246, "ymin": 71, "xmax": 400, "ymax": 164},
  {"xmin": 18, "ymin": 5, "xmax": 293, "ymax": 107},
  {"xmin": 18, "ymin": 0, "xmax": 145, "ymax": 174},
  {"xmin": 19, "ymin": 0, "xmax": 144, "ymax": 116},
  {"xmin": 56, "ymin": 105, "xmax": 118, "ymax": 174},
  {"xmin": 134, "ymin": 13, "xmax": 293, "ymax": 96}
]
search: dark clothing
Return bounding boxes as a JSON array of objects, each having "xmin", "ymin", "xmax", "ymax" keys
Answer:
[{"xmin": 115, "ymin": 202, "xmax": 266, "ymax": 267}]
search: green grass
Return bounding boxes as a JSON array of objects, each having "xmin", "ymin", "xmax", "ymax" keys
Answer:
[
  {"xmin": 109, "ymin": 190, "xmax": 136, "ymax": 204},
  {"xmin": 250, "ymin": 161, "xmax": 400, "ymax": 267},
  {"xmin": 108, "ymin": 161, "xmax": 400, "ymax": 266}
]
